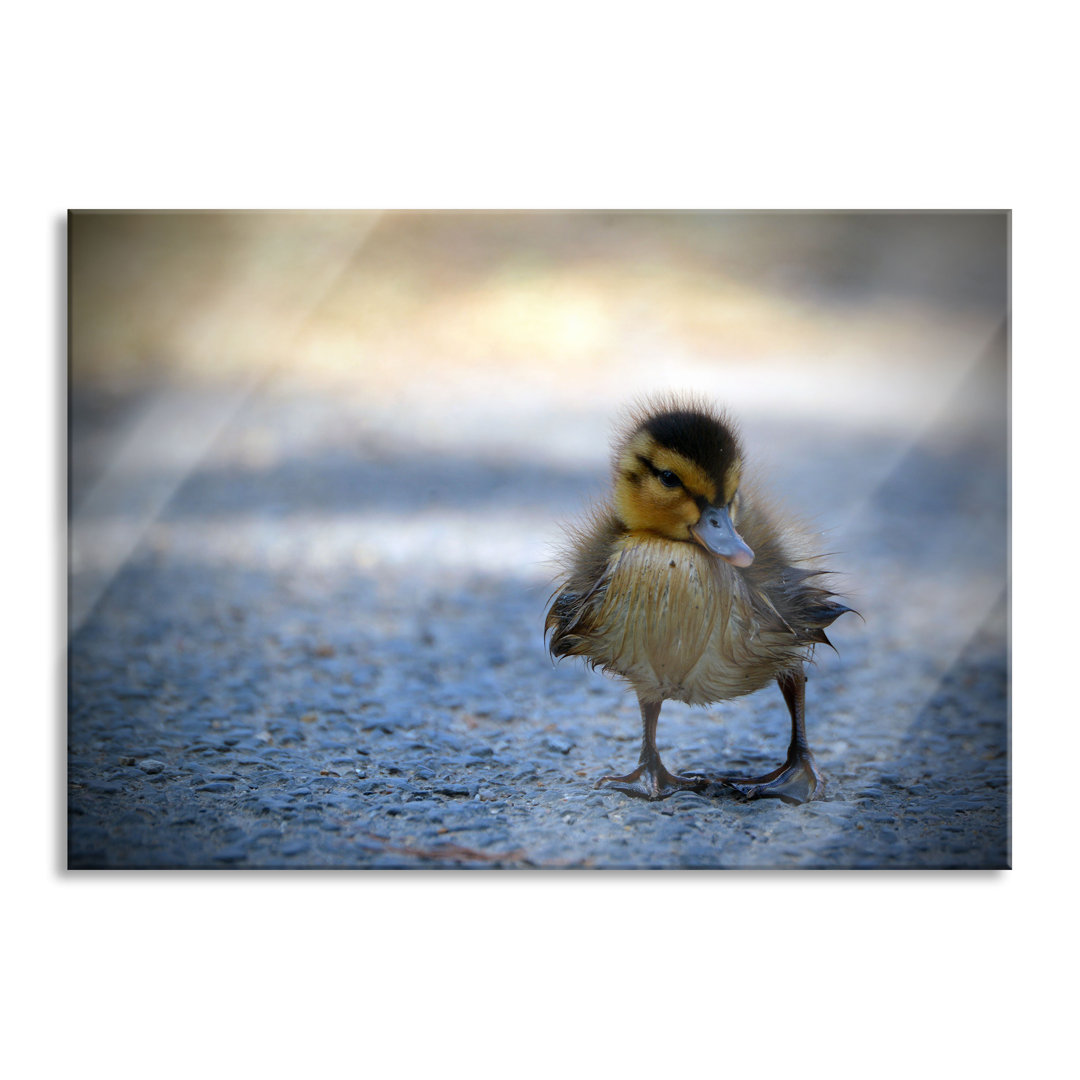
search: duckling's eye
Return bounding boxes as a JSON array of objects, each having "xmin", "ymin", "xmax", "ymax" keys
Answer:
[{"xmin": 658, "ymin": 470, "xmax": 681, "ymax": 489}]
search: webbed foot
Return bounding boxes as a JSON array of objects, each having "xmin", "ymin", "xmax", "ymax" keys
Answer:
[
  {"xmin": 595, "ymin": 762, "xmax": 707, "ymax": 801},
  {"xmin": 719, "ymin": 751, "xmax": 825, "ymax": 805}
]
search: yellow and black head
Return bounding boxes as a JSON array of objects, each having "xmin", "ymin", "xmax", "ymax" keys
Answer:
[{"xmin": 612, "ymin": 399, "xmax": 754, "ymax": 567}]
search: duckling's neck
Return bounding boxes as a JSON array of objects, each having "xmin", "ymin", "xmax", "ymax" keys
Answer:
[{"xmin": 619, "ymin": 522, "xmax": 696, "ymax": 549}]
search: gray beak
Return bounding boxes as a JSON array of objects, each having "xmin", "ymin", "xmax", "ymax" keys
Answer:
[{"xmin": 690, "ymin": 503, "xmax": 754, "ymax": 567}]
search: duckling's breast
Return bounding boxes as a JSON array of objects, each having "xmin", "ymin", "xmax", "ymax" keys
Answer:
[{"xmin": 587, "ymin": 534, "xmax": 798, "ymax": 705}]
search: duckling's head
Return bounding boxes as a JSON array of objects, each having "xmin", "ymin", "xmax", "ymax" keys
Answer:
[{"xmin": 612, "ymin": 399, "xmax": 755, "ymax": 567}]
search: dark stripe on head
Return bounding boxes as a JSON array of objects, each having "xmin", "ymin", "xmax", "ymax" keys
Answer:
[{"xmin": 641, "ymin": 409, "xmax": 740, "ymax": 488}]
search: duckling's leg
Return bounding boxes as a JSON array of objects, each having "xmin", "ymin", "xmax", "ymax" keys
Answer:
[
  {"xmin": 595, "ymin": 698, "xmax": 708, "ymax": 800},
  {"xmin": 720, "ymin": 666, "xmax": 825, "ymax": 805}
]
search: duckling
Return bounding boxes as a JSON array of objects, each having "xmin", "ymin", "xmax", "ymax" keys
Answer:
[{"xmin": 545, "ymin": 395, "xmax": 851, "ymax": 804}]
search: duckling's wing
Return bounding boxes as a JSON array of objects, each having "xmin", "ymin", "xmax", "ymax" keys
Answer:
[
  {"xmin": 546, "ymin": 578, "xmax": 607, "ymax": 661},
  {"xmin": 771, "ymin": 565, "xmax": 852, "ymax": 649},
  {"xmin": 736, "ymin": 496, "xmax": 852, "ymax": 650},
  {"xmin": 545, "ymin": 511, "xmax": 622, "ymax": 664}
]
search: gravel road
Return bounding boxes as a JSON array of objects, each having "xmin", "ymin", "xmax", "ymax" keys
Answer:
[
  {"xmin": 67, "ymin": 361, "xmax": 1008, "ymax": 868},
  {"xmin": 67, "ymin": 212, "xmax": 1009, "ymax": 869}
]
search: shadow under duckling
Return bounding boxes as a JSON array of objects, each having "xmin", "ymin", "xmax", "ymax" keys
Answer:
[{"xmin": 545, "ymin": 395, "xmax": 852, "ymax": 804}]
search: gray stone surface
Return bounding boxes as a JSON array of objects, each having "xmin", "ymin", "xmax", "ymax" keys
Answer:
[
  {"xmin": 67, "ymin": 213, "xmax": 1009, "ymax": 870},
  {"xmin": 68, "ymin": 346, "xmax": 1008, "ymax": 869}
]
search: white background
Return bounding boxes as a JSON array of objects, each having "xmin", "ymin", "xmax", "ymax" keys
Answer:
[{"xmin": 6, "ymin": 3, "xmax": 1066, "ymax": 1077}]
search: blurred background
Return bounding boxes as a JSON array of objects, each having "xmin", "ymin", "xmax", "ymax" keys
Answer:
[
  {"xmin": 69, "ymin": 209, "xmax": 1007, "ymax": 608},
  {"xmin": 67, "ymin": 210, "xmax": 1009, "ymax": 867}
]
